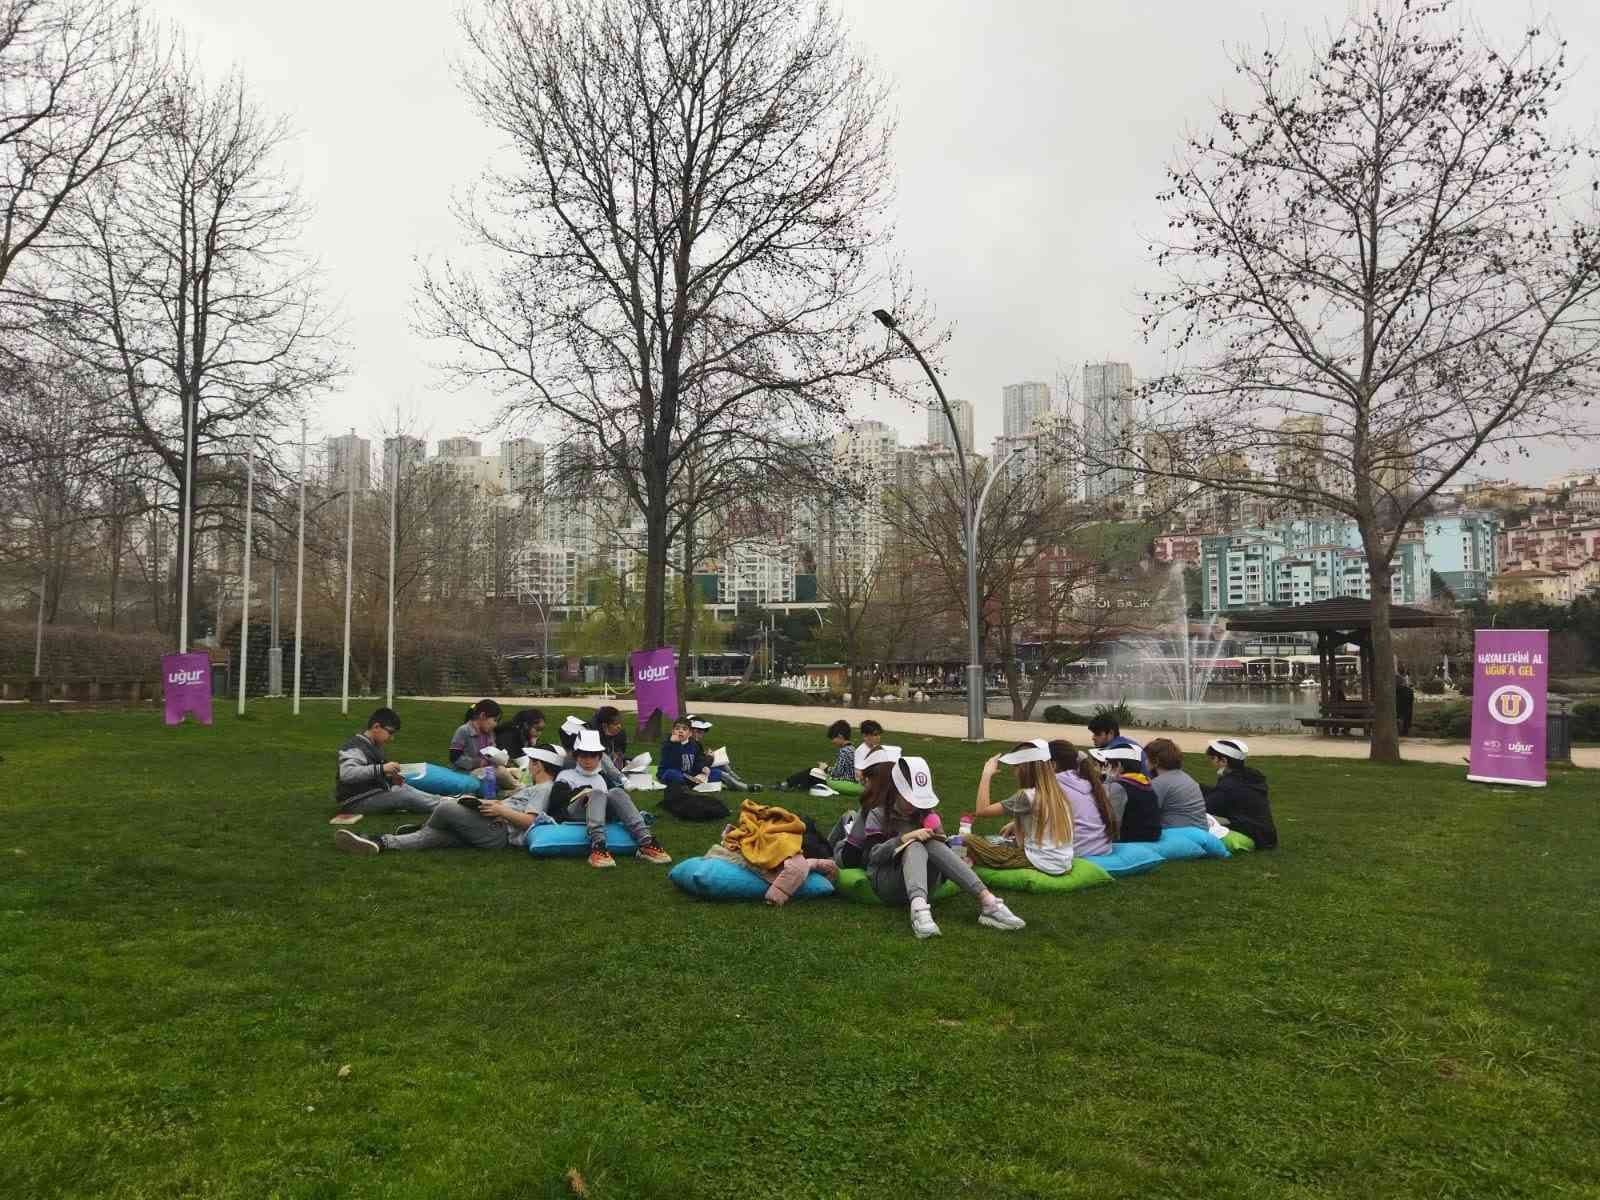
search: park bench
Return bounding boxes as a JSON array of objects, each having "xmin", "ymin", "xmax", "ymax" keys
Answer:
[{"xmin": 1299, "ymin": 701, "xmax": 1373, "ymax": 737}]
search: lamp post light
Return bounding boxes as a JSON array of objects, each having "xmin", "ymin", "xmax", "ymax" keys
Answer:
[{"xmin": 872, "ymin": 308, "xmax": 985, "ymax": 741}]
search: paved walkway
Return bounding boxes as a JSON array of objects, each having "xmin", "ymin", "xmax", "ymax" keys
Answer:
[{"xmin": 420, "ymin": 696, "xmax": 1598, "ymax": 768}]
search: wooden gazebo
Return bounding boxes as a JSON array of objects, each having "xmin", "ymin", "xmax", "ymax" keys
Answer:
[{"xmin": 1224, "ymin": 599, "xmax": 1458, "ymax": 735}]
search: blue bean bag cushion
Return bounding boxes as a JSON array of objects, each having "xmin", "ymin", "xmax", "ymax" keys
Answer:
[
  {"xmin": 1221, "ymin": 830, "xmax": 1256, "ymax": 853},
  {"xmin": 1084, "ymin": 843, "xmax": 1165, "ymax": 877},
  {"xmin": 668, "ymin": 856, "xmax": 834, "ymax": 901},
  {"xmin": 1153, "ymin": 826, "xmax": 1232, "ymax": 860},
  {"xmin": 833, "ymin": 867, "xmax": 959, "ymax": 904},
  {"xmin": 973, "ymin": 859, "xmax": 1114, "ymax": 894},
  {"xmin": 526, "ymin": 822, "xmax": 639, "ymax": 857},
  {"xmin": 399, "ymin": 763, "xmax": 482, "ymax": 797}
]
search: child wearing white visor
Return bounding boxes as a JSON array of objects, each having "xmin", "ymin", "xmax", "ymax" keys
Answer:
[
  {"xmin": 967, "ymin": 739, "xmax": 1077, "ymax": 875},
  {"xmin": 841, "ymin": 746, "xmax": 1025, "ymax": 939}
]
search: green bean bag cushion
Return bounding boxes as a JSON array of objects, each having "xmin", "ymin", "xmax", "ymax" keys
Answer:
[
  {"xmin": 824, "ymin": 780, "xmax": 865, "ymax": 798},
  {"xmin": 1221, "ymin": 830, "xmax": 1256, "ymax": 853},
  {"xmin": 833, "ymin": 867, "xmax": 959, "ymax": 904},
  {"xmin": 973, "ymin": 858, "xmax": 1114, "ymax": 893}
]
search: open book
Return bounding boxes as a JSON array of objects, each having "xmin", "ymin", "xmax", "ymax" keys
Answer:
[
  {"xmin": 693, "ymin": 780, "xmax": 724, "ymax": 794},
  {"xmin": 710, "ymin": 746, "xmax": 731, "ymax": 769},
  {"xmin": 623, "ymin": 752, "xmax": 652, "ymax": 773},
  {"xmin": 808, "ymin": 765, "xmax": 829, "ymax": 781}
]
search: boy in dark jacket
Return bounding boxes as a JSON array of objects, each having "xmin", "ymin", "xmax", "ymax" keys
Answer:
[
  {"xmin": 333, "ymin": 707, "xmax": 441, "ymax": 816},
  {"xmin": 1097, "ymin": 745, "xmax": 1161, "ymax": 842},
  {"xmin": 657, "ymin": 718, "xmax": 710, "ymax": 785},
  {"xmin": 1201, "ymin": 737, "xmax": 1278, "ymax": 849}
]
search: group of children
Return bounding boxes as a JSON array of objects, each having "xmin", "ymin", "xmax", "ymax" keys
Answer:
[{"xmin": 330, "ymin": 701, "xmax": 1277, "ymax": 936}]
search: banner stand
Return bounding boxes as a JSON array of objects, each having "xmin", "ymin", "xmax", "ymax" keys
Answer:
[
  {"xmin": 1466, "ymin": 629, "xmax": 1548, "ymax": 789},
  {"xmin": 630, "ymin": 646, "xmax": 679, "ymax": 730}
]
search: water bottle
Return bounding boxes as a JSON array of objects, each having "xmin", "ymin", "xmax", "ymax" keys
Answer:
[{"xmin": 480, "ymin": 762, "xmax": 497, "ymax": 800}]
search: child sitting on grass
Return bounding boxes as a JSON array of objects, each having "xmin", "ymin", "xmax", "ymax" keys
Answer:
[
  {"xmin": 333, "ymin": 707, "xmax": 440, "ymax": 817},
  {"xmin": 562, "ymin": 728, "xmax": 672, "ymax": 869},
  {"xmin": 1202, "ymin": 737, "xmax": 1278, "ymax": 849},
  {"xmin": 657, "ymin": 717, "xmax": 710, "ymax": 786},
  {"xmin": 853, "ymin": 719, "xmax": 885, "ymax": 781},
  {"xmin": 336, "ymin": 745, "xmax": 565, "ymax": 856},
  {"xmin": 687, "ymin": 716, "xmax": 759, "ymax": 791},
  {"xmin": 448, "ymin": 699, "xmax": 520, "ymax": 792},
  {"xmin": 1098, "ymin": 746, "xmax": 1161, "ymax": 842},
  {"xmin": 778, "ymin": 719, "xmax": 860, "ymax": 795},
  {"xmin": 965, "ymin": 739, "xmax": 1076, "ymax": 875},
  {"xmin": 839, "ymin": 746, "xmax": 1025, "ymax": 940}
]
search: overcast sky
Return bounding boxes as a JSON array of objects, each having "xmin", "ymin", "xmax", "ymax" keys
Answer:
[{"xmin": 151, "ymin": 0, "xmax": 1600, "ymax": 485}]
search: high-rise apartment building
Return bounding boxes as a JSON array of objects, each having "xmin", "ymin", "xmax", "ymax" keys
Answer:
[
  {"xmin": 1082, "ymin": 362, "xmax": 1135, "ymax": 502},
  {"xmin": 1002, "ymin": 381, "xmax": 1051, "ymax": 439},
  {"xmin": 927, "ymin": 398, "xmax": 974, "ymax": 455},
  {"xmin": 817, "ymin": 420, "xmax": 898, "ymax": 579},
  {"xmin": 382, "ymin": 435, "xmax": 425, "ymax": 489},
  {"xmin": 325, "ymin": 431, "xmax": 371, "ymax": 491},
  {"xmin": 438, "ymin": 436, "xmax": 482, "ymax": 460},
  {"xmin": 499, "ymin": 438, "xmax": 545, "ymax": 494}
]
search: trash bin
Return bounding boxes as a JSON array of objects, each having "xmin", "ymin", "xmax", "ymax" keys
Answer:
[
  {"xmin": 1546, "ymin": 694, "xmax": 1572, "ymax": 764},
  {"xmin": 210, "ymin": 658, "xmax": 232, "ymax": 698}
]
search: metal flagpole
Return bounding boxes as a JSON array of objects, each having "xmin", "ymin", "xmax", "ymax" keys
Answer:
[
  {"xmin": 386, "ymin": 437, "xmax": 398, "ymax": 708},
  {"xmin": 177, "ymin": 393, "xmax": 196, "ymax": 653},
  {"xmin": 340, "ymin": 444, "xmax": 355, "ymax": 715},
  {"xmin": 293, "ymin": 419, "xmax": 306, "ymax": 715},
  {"xmin": 237, "ymin": 445, "xmax": 254, "ymax": 716},
  {"xmin": 33, "ymin": 566, "xmax": 46, "ymax": 677}
]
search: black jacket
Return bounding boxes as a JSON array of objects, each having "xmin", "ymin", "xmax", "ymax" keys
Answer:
[
  {"xmin": 1203, "ymin": 765, "xmax": 1278, "ymax": 849},
  {"xmin": 1111, "ymin": 775, "xmax": 1162, "ymax": 843}
]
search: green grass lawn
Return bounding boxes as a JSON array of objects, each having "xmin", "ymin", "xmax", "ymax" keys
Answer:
[{"xmin": 2, "ymin": 700, "xmax": 1596, "ymax": 1199}]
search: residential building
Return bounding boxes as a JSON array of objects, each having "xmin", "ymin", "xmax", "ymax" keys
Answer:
[
  {"xmin": 1500, "ymin": 514, "xmax": 1600, "ymax": 571},
  {"xmin": 1153, "ymin": 533, "xmax": 1203, "ymax": 564},
  {"xmin": 499, "ymin": 438, "xmax": 545, "ymax": 495},
  {"xmin": 1002, "ymin": 381, "xmax": 1050, "ymax": 439},
  {"xmin": 438, "ymin": 436, "xmax": 482, "ymax": 459},
  {"xmin": 1489, "ymin": 561, "xmax": 1600, "ymax": 605},
  {"xmin": 926, "ymin": 398, "xmax": 974, "ymax": 455},
  {"xmin": 1421, "ymin": 511, "xmax": 1499, "ymax": 600},
  {"xmin": 715, "ymin": 540, "xmax": 798, "ymax": 607},
  {"xmin": 1572, "ymin": 478, "xmax": 1600, "ymax": 513},
  {"xmin": 1083, "ymin": 361, "xmax": 1135, "ymax": 502},
  {"xmin": 1200, "ymin": 516, "xmax": 1430, "ymax": 613},
  {"xmin": 816, "ymin": 420, "xmax": 898, "ymax": 580},
  {"xmin": 382, "ymin": 435, "xmax": 425, "ymax": 489},
  {"xmin": 325, "ymin": 431, "xmax": 371, "ymax": 491}
]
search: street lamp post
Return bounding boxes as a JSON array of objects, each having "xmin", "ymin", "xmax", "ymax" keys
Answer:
[{"xmin": 872, "ymin": 308, "xmax": 985, "ymax": 741}]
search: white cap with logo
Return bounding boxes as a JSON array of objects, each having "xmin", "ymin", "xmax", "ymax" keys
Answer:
[{"xmin": 892, "ymin": 755, "xmax": 940, "ymax": 809}]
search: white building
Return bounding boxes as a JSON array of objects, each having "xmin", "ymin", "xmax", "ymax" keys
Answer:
[
  {"xmin": 1082, "ymin": 361, "xmax": 1135, "ymax": 502},
  {"xmin": 926, "ymin": 398, "xmax": 974, "ymax": 455},
  {"xmin": 499, "ymin": 438, "xmax": 545, "ymax": 495},
  {"xmin": 817, "ymin": 420, "xmax": 898, "ymax": 579},
  {"xmin": 1002, "ymin": 381, "xmax": 1051, "ymax": 439},
  {"xmin": 716, "ymin": 540, "xmax": 798, "ymax": 606},
  {"xmin": 325, "ymin": 431, "xmax": 372, "ymax": 491}
]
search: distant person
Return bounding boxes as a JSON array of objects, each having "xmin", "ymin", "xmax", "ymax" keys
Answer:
[
  {"xmin": 333, "ymin": 707, "xmax": 441, "ymax": 817},
  {"xmin": 337, "ymin": 744, "xmax": 564, "ymax": 855},
  {"xmin": 1202, "ymin": 738, "xmax": 1278, "ymax": 849},
  {"xmin": 1086, "ymin": 713, "xmax": 1147, "ymax": 772},
  {"xmin": 687, "ymin": 716, "xmax": 759, "ymax": 791},
  {"xmin": 1097, "ymin": 745, "xmax": 1161, "ymax": 842},
  {"xmin": 1144, "ymin": 737, "xmax": 1208, "ymax": 829},
  {"xmin": 854, "ymin": 719, "xmax": 885, "ymax": 781},
  {"xmin": 449, "ymin": 699, "xmax": 519, "ymax": 791},
  {"xmin": 1395, "ymin": 674, "xmax": 1415, "ymax": 737},
  {"xmin": 778, "ymin": 719, "xmax": 860, "ymax": 794}
]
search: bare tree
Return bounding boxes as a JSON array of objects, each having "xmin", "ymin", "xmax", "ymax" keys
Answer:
[
  {"xmin": 419, "ymin": 0, "xmax": 936, "ymax": 704},
  {"xmin": 40, "ymin": 55, "xmax": 343, "ymax": 647},
  {"xmin": 0, "ymin": 0, "xmax": 157, "ymax": 299},
  {"xmin": 1133, "ymin": 1, "xmax": 1600, "ymax": 760}
]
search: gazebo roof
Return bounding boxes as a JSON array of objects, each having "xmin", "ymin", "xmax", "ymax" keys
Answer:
[{"xmin": 1223, "ymin": 598, "xmax": 1458, "ymax": 633}]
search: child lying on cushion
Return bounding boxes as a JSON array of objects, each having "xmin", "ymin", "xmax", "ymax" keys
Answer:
[
  {"xmin": 562, "ymin": 728, "xmax": 672, "ymax": 869},
  {"xmin": 777, "ymin": 719, "xmax": 860, "ymax": 794},
  {"xmin": 335, "ymin": 744, "xmax": 565, "ymax": 856},
  {"xmin": 965, "ymin": 739, "xmax": 1076, "ymax": 876},
  {"xmin": 836, "ymin": 746, "xmax": 1024, "ymax": 940}
]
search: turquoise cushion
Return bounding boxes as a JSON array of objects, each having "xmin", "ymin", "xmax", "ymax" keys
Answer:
[
  {"xmin": 526, "ymin": 822, "xmax": 639, "ymax": 857},
  {"xmin": 401, "ymin": 763, "xmax": 482, "ymax": 797},
  {"xmin": 668, "ymin": 856, "xmax": 834, "ymax": 901},
  {"xmin": 974, "ymin": 859, "xmax": 1114, "ymax": 894},
  {"xmin": 1153, "ymin": 826, "xmax": 1231, "ymax": 860},
  {"xmin": 1084, "ymin": 843, "xmax": 1165, "ymax": 877},
  {"xmin": 833, "ymin": 867, "xmax": 959, "ymax": 904},
  {"xmin": 1221, "ymin": 830, "xmax": 1256, "ymax": 853}
]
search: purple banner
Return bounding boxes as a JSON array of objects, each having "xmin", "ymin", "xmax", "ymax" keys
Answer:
[
  {"xmin": 163, "ymin": 652, "xmax": 213, "ymax": 726},
  {"xmin": 630, "ymin": 646, "xmax": 679, "ymax": 728},
  {"xmin": 1467, "ymin": 629, "xmax": 1546, "ymax": 788}
]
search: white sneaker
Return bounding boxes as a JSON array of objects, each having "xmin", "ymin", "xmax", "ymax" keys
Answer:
[
  {"xmin": 910, "ymin": 904, "xmax": 941, "ymax": 939},
  {"xmin": 335, "ymin": 829, "xmax": 381, "ymax": 856},
  {"xmin": 979, "ymin": 900, "xmax": 1025, "ymax": 930}
]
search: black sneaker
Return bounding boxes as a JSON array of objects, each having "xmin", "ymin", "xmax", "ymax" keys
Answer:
[
  {"xmin": 393, "ymin": 823, "xmax": 422, "ymax": 836},
  {"xmin": 336, "ymin": 830, "xmax": 382, "ymax": 856},
  {"xmin": 746, "ymin": 782, "xmax": 765, "ymax": 793}
]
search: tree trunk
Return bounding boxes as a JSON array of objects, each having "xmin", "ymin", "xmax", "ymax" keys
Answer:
[
  {"xmin": 107, "ymin": 517, "xmax": 123, "ymax": 630},
  {"xmin": 640, "ymin": 448, "xmax": 670, "ymax": 742},
  {"xmin": 1367, "ymin": 562, "xmax": 1401, "ymax": 762}
]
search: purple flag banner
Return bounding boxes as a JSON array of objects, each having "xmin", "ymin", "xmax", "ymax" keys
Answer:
[
  {"xmin": 1467, "ymin": 629, "xmax": 1547, "ymax": 788},
  {"xmin": 630, "ymin": 646, "xmax": 679, "ymax": 728},
  {"xmin": 163, "ymin": 652, "xmax": 213, "ymax": 726}
]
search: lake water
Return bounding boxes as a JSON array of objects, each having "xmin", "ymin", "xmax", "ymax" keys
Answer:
[{"xmin": 903, "ymin": 684, "xmax": 1324, "ymax": 732}]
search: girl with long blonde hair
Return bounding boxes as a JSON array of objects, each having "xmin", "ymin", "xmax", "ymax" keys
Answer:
[{"xmin": 966, "ymin": 739, "xmax": 1078, "ymax": 875}]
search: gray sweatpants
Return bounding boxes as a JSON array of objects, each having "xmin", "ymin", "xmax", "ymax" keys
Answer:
[
  {"xmin": 567, "ymin": 787, "xmax": 649, "ymax": 846},
  {"xmin": 341, "ymin": 784, "xmax": 441, "ymax": 816},
  {"xmin": 381, "ymin": 799, "xmax": 507, "ymax": 851},
  {"xmin": 870, "ymin": 839, "xmax": 986, "ymax": 906}
]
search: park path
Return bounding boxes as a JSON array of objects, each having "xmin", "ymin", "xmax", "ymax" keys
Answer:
[{"xmin": 418, "ymin": 695, "xmax": 1599, "ymax": 769}]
